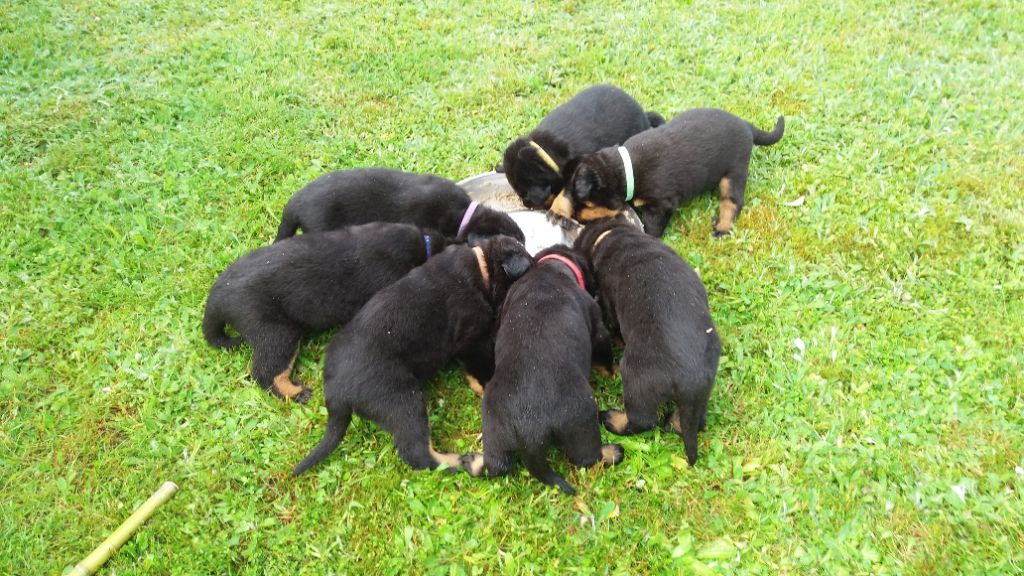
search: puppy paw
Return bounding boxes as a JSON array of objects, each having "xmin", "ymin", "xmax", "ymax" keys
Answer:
[
  {"xmin": 459, "ymin": 452, "xmax": 486, "ymax": 477},
  {"xmin": 546, "ymin": 210, "xmax": 577, "ymax": 230},
  {"xmin": 600, "ymin": 409, "xmax": 629, "ymax": 435},
  {"xmin": 292, "ymin": 386, "xmax": 313, "ymax": 405},
  {"xmin": 593, "ymin": 364, "xmax": 617, "ymax": 379},
  {"xmin": 600, "ymin": 443, "xmax": 625, "ymax": 466},
  {"xmin": 711, "ymin": 217, "xmax": 732, "ymax": 237}
]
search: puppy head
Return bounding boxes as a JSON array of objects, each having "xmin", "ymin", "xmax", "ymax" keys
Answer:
[
  {"xmin": 479, "ymin": 235, "xmax": 533, "ymax": 306},
  {"xmin": 534, "ymin": 244, "xmax": 599, "ymax": 298},
  {"xmin": 567, "ymin": 151, "xmax": 627, "ymax": 223},
  {"xmin": 460, "ymin": 204, "xmax": 526, "ymax": 245},
  {"xmin": 502, "ymin": 137, "xmax": 565, "ymax": 209}
]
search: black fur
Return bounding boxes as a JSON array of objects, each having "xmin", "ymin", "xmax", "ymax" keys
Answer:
[
  {"xmin": 461, "ymin": 245, "xmax": 621, "ymax": 495},
  {"xmin": 574, "ymin": 219, "xmax": 721, "ymax": 465},
  {"xmin": 202, "ymin": 222, "xmax": 446, "ymax": 403},
  {"xmin": 502, "ymin": 84, "xmax": 663, "ymax": 209},
  {"xmin": 563, "ymin": 108, "xmax": 784, "ymax": 237},
  {"xmin": 276, "ymin": 168, "xmax": 524, "ymax": 244},
  {"xmin": 292, "ymin": 236, "xmax": 533, "ymax": 476}
]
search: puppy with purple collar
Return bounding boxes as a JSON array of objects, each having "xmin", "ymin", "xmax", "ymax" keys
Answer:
[
  {"xmin": 461, "ymin": 245, "xmax": 622, "ymax": 495},
  {"xmin": 276, "ymin": 168, "xmax": 524, "ymax": 244}
]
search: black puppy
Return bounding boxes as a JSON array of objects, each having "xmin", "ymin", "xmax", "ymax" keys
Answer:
[
  {"xmin": 275, "ymin": 168, "xmax": 524, "ymax": 244},
  {"xmin": 460, "ymin": 246, "xmax": 621, "ymax": 495},
  {"xmin": 574, "ymin": 218, "xmax": 720, "ymax": 465},
  {"xmin": 292, "ymin": 236, "xmax": 533, "ymax": 475},
  {"xmin": 202, "ymin": 222, "xmax": 446, "ymax": 403},
  {"xmin": 550, "ymin": 108, "xmax": 784, "ymax": 237},
  {"xmin": 501, "ymin": 84, "xmax": 664, "ymax": 209}
]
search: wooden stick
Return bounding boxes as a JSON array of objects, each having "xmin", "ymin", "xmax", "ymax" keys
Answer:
[{"xmin": 68, "ymin": 481, "xmax": 179, "ymax": 576}]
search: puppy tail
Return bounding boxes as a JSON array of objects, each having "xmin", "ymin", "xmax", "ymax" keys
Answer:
[
  {"xmin": 274, "ymin": 209, "xmax": 300, "ymax": 242},
  {"xmin": 645, "ymin": 111, "xmax": 666, "ymax": 128},
  {"xmin": 292, "ymin": 405, "xmax": 352, "ymax": 476},
  {"xmin": 202, "ymin": 302, "xmax": 242, "ymax": 349},
  {"xmin": 750, "ymin": 115, "xmax": 785, "ymax": 146},
  {"xmin": 522, "ymin": 449, "xmax": 576, "ymax": 496}
]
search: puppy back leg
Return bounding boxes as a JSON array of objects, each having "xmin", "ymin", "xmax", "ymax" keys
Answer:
[
  {"xmin": 559, "ymin": 413, "xmax": 622, "ymax": 469},
  {"xmin": 522, "ymin": 447, "xmax": 575, "ymax": 495},
  {"xmin": 601, "ymin": 356, "xmax": 660, "ymax": 435},
  {"xmin": 713, "ymin": 167, "xmax": 748, "ymax": 237},
  {"xmin": 376, "ymin": 387, "xmax": 461, "ymax": 472},
  {"xmin": 249, "ymin": 325, "xmax": 312, "ymax": 403}
]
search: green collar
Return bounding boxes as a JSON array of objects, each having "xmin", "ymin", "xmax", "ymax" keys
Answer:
[{"xmin": 617, "ymin": 146, "xmax": 635, "ymax": 202}]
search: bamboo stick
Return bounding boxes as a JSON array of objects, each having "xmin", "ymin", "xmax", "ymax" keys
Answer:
[{"xmin": 67, "ymin": 481, "xmax": 179, "ymax": 576}]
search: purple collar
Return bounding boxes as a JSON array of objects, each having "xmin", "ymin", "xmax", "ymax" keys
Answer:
[{"xmin": 457, "ymin": 201, "xmax": 479, "ymax": 239}]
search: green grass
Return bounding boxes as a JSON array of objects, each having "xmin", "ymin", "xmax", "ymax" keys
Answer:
[{"xmin": 2, "ymin": 0, "xmax": 1023, "ymax": 573}]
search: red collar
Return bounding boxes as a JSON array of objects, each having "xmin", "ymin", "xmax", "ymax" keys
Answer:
[{"xmin": 537, "ymin": 254, "xmax": 585, "ymax": 291}]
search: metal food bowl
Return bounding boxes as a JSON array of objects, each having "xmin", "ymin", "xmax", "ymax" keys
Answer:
[{"xmin": 457, "ymin": 171, "xmax": 643, "ymax": 256}]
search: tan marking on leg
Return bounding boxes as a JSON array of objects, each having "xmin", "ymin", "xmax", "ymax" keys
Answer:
[
  {"xmin": 631, "ymin": 197, "xmax": 647, "ymax": 207},
  {"xmin": 669, "ymin": 409, "xmax": 683, "ymax": 434},
  {"xmin": 600, "ymin": 444, "xmax": 623, "ymax": 465},
  {"xmin": 578, "ymin": 201, "xmax": 622, "ymax": 222},
  {"xmin": 549, "ymin": 190, "xmax": 574, "ymax": 220},
  {"xmin": 466, "ymin": 373, "xmax": 485, "ymax": 398},
  {"xmin": 272, "ymin": 349, "xmax": 304, "ymax": 400},
  {"xmin": 592, "ymin": 363, "xmax": 616, "ymax": 379},
  {"xmin": 606, "ymin": 410, "xmax": 629, "ymax": 434},
  {"xmin": 715, "ymin": 177, "xmax": 737, "ymax": 234},
  {"xmin": 544, "ymin": 195, "xmax": 555, "ymax": 209},
  {"xmin": 429, "ymin": 442, "xmax": 462, "ymax": 468},
  {"xmin": 464, "ymin": 452, "xmax": 485, "ymax": 476}
]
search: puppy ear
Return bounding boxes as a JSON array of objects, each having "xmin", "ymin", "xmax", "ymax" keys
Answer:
[
  {"xmin": 501, "ymin": 253, "xmax": 532, "ymax": 281},
  {"xmin": 571, "ymin": 162, "xmax": 601, "ymax": 203}
]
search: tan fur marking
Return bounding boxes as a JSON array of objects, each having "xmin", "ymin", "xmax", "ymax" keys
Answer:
[
  {"xmin": 428, "ymin": 443, "xmax": 462, "ymax": 468},
  {"xmin": 466, "ymin": 373, "xmax": 485, "ymax": 398},
  {"xmin": 592, "ymin": 363, "xmax": 616, "ymax": 379},
  {"xmin": 464, "ymin": 452, "xmax": 485, "ymax": 476},
  {"xmin": 631, "ymin": 197, "xmax": 647, "ymax": 207},
  {"xmin": 549, "ymin": 191, "xmax": 574, "ymax": 220},
  {"xmin": 543, "ymin": 195, "xmax": 555, "ymax": 209},
  {"xmin": 669, "ymin": 410, "xmax": 683, "ymax": 434},
  {"xmin": 600, "ymin": 444, "xmax": 621, "ymax": 465},
  {"xmin": 715, "ymin": 177, "xmax": 738, "ymax": 233},
  {"xmin": 606, "ymin": 410, "xmax": 629, "ymax": 434},
  {"xmin": 272, "ymin": 349, "xmax": 304, "ymax": 399},
  {"xmin": 472, "ymin": 246, "xmax": 490, "ymax": 288},
  {"xmin": 577, "ymin": 204, "xmax": 622, "ymax": 222}
]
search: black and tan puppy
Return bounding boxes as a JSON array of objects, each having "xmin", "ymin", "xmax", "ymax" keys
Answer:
[
  {"xmin": 460, "ymin": 246, "xmax": 622, "ymax": 495},
  {"xmin": 202, "ymin": 222, "xmax": 446, "ymax": 403},
  {"xmin": 275, "ymin": 168, "xmax": 524, "ymax": 244},
  {"xmin": 292, "ymin": 236, "xmax": 533, "ymax": 476},
  {"xmin": 501, "ymin": 84, "xmax": 664, "ymax": 209},
  {"xmin": 550, "ymin": 108, "xmax": 784, "ymax": 237},
  {"xmin": 574, "ymin": 218, "xmax": 721, "ymax": 465}
]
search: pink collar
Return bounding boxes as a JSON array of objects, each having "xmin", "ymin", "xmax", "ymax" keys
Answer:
[{"xmin": 537, "ymin": 254, "xmax": 585, "ymax": 291}]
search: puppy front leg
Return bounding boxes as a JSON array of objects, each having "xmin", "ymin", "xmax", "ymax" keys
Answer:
[
  {"xmin": 637, "ymin": 201, "xmax": 674, "ymax": 238},
  {"xmin": 460, "ymin": 343, "xmax": 495, "ymax": 398},
  {"xmin": 589, "ymin": 305, "xmax": 616, "ymax": 379}
]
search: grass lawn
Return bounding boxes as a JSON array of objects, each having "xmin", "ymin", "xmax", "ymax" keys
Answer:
[{"xmin": 3, "ymin": 0, "xmax": 1023, "ymax": 573}]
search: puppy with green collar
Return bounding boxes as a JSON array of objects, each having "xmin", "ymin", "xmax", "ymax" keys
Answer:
[{"xmin": 550, "ymin": 108, "xmax": 784, "ymax": 237}]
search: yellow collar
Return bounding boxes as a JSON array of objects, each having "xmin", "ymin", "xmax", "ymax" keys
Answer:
[
  {"xmin": 592, "ymin": 229, "xmax": 615, "ymax": 255},
  {"xmin": 528, "ymin": 140, "xmax": 561, "ymax": 174}
]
